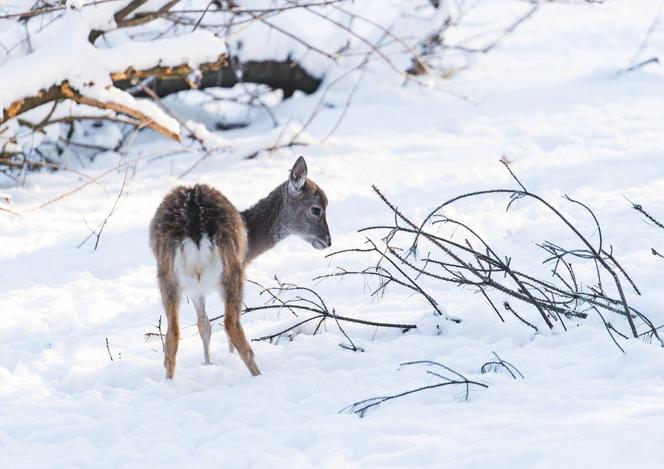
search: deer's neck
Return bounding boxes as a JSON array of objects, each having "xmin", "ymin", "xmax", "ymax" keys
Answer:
[{"xmin": 240, "ymin": 183, "xmax": 289, "ymax": 263}]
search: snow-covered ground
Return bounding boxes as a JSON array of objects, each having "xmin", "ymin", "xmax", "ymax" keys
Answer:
[{"xmin": 3, "ymin": 1, "xmax": 664, "ymax": 467}]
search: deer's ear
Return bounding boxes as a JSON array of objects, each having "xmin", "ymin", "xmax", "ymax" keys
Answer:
[{"xmin": 289, "ymin": 156, "xmax": 308, "ymax": 192}]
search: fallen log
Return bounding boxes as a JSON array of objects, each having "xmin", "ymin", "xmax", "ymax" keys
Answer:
[
  {"xmin": 3, "ymin": 82, "xmax": 180, "ymax": 141},
  {"xmin": 115, "ymin": 59, "xmax": 322, "ymax": 98},
  {"xmin": 2, "ymin": 56, "xmax": 321, "ymax": 135}
]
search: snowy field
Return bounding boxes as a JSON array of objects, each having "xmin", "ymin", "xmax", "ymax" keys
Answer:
[{"xmin": 2, "ymin": 1, "xmax": 664, "ymax": 468}]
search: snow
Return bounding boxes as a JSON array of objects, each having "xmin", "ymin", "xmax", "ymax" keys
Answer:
[
  {"xmin": 2, "ymin": 0, "xmax": 664, "ymax": 468},
  {"xmin": 0, "ymin": 5, "xmax": 229, "ymax": 141},
  {"xmin": 0, "ymin": 21, "xmax": 223, "ymax": 96}
]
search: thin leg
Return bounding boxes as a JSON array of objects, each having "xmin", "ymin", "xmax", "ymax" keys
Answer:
[
  {"xmin": 222, "ymin": 259, "xmax": 260, "ymax": 376},
  {"xmin": 192, "ymin": 295, "xmax": 212, "ymax": 365},
  {"xmin": 225, "ymin": 329, "xmax": 235, "ymax": 354},
  {"xmin": 159, "ymin": 276, "xmax": 181, "ymax": 379}
]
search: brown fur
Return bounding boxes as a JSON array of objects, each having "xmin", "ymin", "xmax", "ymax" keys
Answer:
[{"xmin": 149, "ymin": 157, "xmax": 330, "ymax": 379}]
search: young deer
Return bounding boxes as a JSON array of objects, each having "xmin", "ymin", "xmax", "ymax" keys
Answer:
[{"xmin": 149, "ymin": 157, "xmax": 330, "ymax": 378}]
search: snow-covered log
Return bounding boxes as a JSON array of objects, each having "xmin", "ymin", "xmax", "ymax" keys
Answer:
[
  {"xmin": 2, "ymin": 52, "xmax": 321, "ymax": 142},
  {"xmin": 2, "ymin": 81, "xmax": 181, "ymax": 141}
]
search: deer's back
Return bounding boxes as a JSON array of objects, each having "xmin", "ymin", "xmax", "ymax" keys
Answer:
[{"xmin": 150, "ymin": 184, "xmax": 247, "ymax": 294}]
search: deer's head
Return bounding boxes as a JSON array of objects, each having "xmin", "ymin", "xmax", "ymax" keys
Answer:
[{"xmin": 285, "ymin": 156, "xmax": 331, "ymax": 250}]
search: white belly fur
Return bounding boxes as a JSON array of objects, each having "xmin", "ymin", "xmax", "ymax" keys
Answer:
[{"xmin": 174, "ymin": 237, "xmax": 223, "ymax": 296}]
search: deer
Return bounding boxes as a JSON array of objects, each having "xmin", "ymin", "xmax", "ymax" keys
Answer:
[{"xmin": 149, "ymin": 156, "xmax": 331, "ymax": 379}]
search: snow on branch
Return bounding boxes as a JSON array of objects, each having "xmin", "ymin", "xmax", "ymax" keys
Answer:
[
  {"xmin": 0, "ymin": 5, "xmax": 232, "ymax": 141},
  {"xmin": 3, "ymin": 80, "xmax": 181, "ymax": 141}
]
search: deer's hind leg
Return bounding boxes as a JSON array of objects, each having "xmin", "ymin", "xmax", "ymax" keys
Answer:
[
  {"xmin": 221, "ymin": 255, "xmax": 260, "ymax": 376},
  {"xmin": 158, "ymin": 270, "xmax": 181, "ymax": 380},
  {"xmin": 226, "ymin": 332, "xmax": 236, "ymax": 354},
  {"xmin": 192, "ymin": 295, "xmax": 212, "ymax": 365}
]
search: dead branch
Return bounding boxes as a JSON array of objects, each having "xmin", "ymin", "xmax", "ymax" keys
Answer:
[
  {"xmin": 27, "ymin": 147, "xmax": 188, "ymax": 211},
  {"xmin": 105, "ymin": 337, "xmax": 114, "ymax": 361},
  {"xmin": 341, "ymin": 361, "xmax": 488, "ymax": 417},
  {"xmin": 89, "ymin": 0, "xmax": 181, "ymax": 43},
  {"xmin": 89, "ymin": 0, "xmax": 150, "ymax": 44},
  {"xmin": 0, "ymin": 0, "xmax": 123, "ymax": 21},
  {"xmin": 2, "ymin": 81, "xmax": 180, "ymax": 141},
  {"xmin": 628, "ymin": 199, "xmax": 664, "ymax": 231},
  {"xmin": 207, "ymin": 278, "xmax": 417, "ymax": 345},
  {"xmin": 76, "ymin": 165, "xmax": 129, "ymax": 250},
  {"xmin": 480, "ymin": 351, "xmax": 525, "ymax": 379},
  {"xmin": 245, "ymin": 9, "xmax": 337, "ymax": 61}
]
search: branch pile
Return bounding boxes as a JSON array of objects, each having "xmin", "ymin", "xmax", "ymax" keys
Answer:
[{"xmin": 321, "ymin": 163, "xmax": 663, "ymax": 351}]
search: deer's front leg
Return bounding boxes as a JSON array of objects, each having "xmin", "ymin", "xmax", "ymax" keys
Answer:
[{"xmin": 222, "ymin": 259, "xmax": 260, "ymax": 376}]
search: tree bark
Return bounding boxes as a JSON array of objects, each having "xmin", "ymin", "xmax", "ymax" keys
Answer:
[{"xmin": 114, "ymin": 59, "xmax": 322, "ymax": 98}]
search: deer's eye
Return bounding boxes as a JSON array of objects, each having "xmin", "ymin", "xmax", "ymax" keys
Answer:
[{"xmin": 310, "ymin": 206, "xmax": 322, "ymax": 217}]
